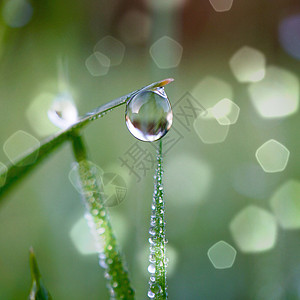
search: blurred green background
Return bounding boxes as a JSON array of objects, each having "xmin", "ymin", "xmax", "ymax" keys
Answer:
[{"xmin": 0, "ymin": 0, "xmax": 300, "ymax": 299}]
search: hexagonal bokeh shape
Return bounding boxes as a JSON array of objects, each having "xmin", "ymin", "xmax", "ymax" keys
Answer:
[
  {"xmin": 69, "ymin": 160, "xmax": 104, "ymax": 194},
  {"xmin": 150, "ymin": 36, "xmax": 183, "ymax": 69},
  {"xmin": 207, "ymin": 241, "xmax": 237, "ymax": 269},
  {"xmin": 85, "ymin": 52, "xmax": 110, "ymax": 76},
  {"xmin": 94, "ymin": 36, "xmax": 125, "ymax": 66},
  {"xmin": 248, "ymin": 66, "xmax": 299, "ymax": 118},
  {"xmin": 229, "ymin": 46, "xmax": 266, "ymax": 83},
  {"xmin": 0, "ymin": 162, "xmax": 7, "ymax": 187},
  {"xmin": 193, "ymin": 109, "xmax": 229, "ymax": 144},
  {"xmin": 70, "ymin": 216, "xmax": 98, "ymax": 255},
  {"xmin": 230, "ymin": 205, "xmax": 277, "ymax": 253},
  {"xmin": 191, "ymin": 76, "xmax": 233, "ymax": 109},
  {"xmin": 209, "ymin": 0, "xmax": 233, "ymax": 12},
  {"xmin": 270, "ymin": 180, "xmax": 300, "ymax": 229},
  {"xmin": 255, "ymin": 139, "xmax": 290, "ymax": 173},
  {"xmin": 211, "ymin": 98, "xmax": 240, "ymax": 125},
  {"xmin": 3, "ymin": 130, "xmax": 40, "ymax": 166}
]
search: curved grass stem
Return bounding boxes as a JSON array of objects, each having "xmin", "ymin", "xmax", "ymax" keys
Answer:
[
  {"xmin": 148, "ymin": 140, "xmax": 167, "ymax": 299},
  {"xmin": 0, "ymin": 78, "xmax": 173, "ymax": 201},
  {"xmin": 71, "ymin": 133, "xmax": 135, "ymax": 299}
]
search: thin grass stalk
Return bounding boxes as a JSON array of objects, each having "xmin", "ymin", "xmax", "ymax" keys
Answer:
[{"xmin": 71, "ymin": 133, "xmax": 135, "ymax": 299}]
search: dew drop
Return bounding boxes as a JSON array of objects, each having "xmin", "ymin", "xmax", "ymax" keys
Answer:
[
  {"xmin": 125, "ymin": 87, "xmax": 173, "ymax": 142},
  {"xmin": 149, "ymin": 227, "xmax": 156, "ymax": 235},
  {"xmin": 148, "ymin": 264, "xmax": 156, "ymax": 274},
  {"xmin": 148, "ymin": 290, "xmax": 155, "ymax": 298}
]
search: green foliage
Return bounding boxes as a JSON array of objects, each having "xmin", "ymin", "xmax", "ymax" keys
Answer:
[
  {"xmin": 0, "ymin": 79, "xmax": 173, "ymax": 299},
  {"xmin": 28, "ymin": 248, "xmax": 52, "ymax": 300},
  {"xmin": 148, "ymin": 140, "xmax": 168, "ymax": 299},
  {"xmin": 71, "ymin": 134, "xmax": 135, "ymax": 299}
]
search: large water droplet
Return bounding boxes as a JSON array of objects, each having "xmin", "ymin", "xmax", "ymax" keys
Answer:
[{"xmin": 125, "ymin": 87, "xmax": 173, "ymax": 142}]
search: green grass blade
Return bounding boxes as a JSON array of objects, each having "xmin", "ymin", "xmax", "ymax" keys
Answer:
[
  {"xmin": 148, "ymin": 140, "xmax": 168, "ymax": 300},
  {"xmin": 28, "ymin": 248, "xmax": 52, "ymax": 300},
  {"xmin": 71, "ymin": 134, "xmax": 135, "ymax": 299},
  {"xmin": 0, "ymin": 78, "xmax": 173, "ymax": 201}
]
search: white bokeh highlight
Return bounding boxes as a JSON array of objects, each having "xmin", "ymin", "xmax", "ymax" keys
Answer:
[
  {"xmin": 255, "ymin": 139, "xmax": 290, "ymax": 173},
  {"xmin": 150, "ymin": 36, "xmax": 183, "ymax": 69},
  {"xmin": 270, "ymin": 180, "xmax": 300, "ymax": 229},
  {"xmin": 26, "ymin": 93, "xmax": 61, "ymax": 137},
  {"xmin": 229, "ymin": 46, "xmax": 266, "ymax": 83},
  {"xmin": 70, "ymin": 216, "xmax": 97, "ymax": 255},
  {"xmin": 209, "ymin": 0, "xmax": 233, "ymax": 12},
  {"xmin": 230, "ymin": 206, "xmax": 277, "ymax": 253},
  {"xmin": 85, "ymin": 52, "xmax": 110, "ymax": 76},
  {"xmin": 248, "ymin": 66, "xmax": 299, "ymax": 118},
  {"xmin": 211, "ymin": 98, "xmax": 240, "ymax": 125},
  {"xmin": 68, "ymin": 160, "xmax": 104, "ymax": 194},
  {"xmin": 164, "ymin": 154, "xmax": 212, "ymax": 206},
  {"xmin": 194, "ymin": 109, "xmax": 230, "ymax": 144},
  {"xmin": 3, "ymin": 130, "xmax": 40, "ymax": 166},
  {"xmin": 191, "ymin": 76, "xmax": 233, "ymax": 109},
  {"xmin": 47, "ymin": 92, "xmax": 78, "ymax": 130},
  {"xmin": 207, "ymin": 241, "xmax": 237, "ymax": 269},
  {"xmin": 94, "ymin": 36, "xmax": 125, "ymax": 66}
]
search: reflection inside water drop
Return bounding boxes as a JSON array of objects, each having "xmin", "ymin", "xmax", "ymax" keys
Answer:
[{"xmin": 125, "ymin": 87, "xmax": 173, "ymax": 142}]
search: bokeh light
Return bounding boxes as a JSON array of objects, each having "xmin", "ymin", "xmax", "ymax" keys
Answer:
[
  {"xmin": 70, "ymin": 216, "xmax": 98, "ymax": 255},
  {"xmin": 230, "ymin": 206, "xmax": 277, "ymax": 253},
  {"xmin": 85, "ymin": 52, "xmax": 110, "ymax": 77},
  {"xmin": 70, "ymin": 212, "xmax": 128, "ymax": 255},
  {"xmin": 26, "ymin": 93, "xmax": 61, "ymax": 137},
  {"xmin": 229, "ymin": 46, "xmax": 266, "ymax": 83},
  {"xmin": 69, "ymin": 161, "xmax": 104, "ymax": 194},
  {"xmin": 194, "ymin": 109, "xmax": 230, "ymax": 144},
  {"xmin": 270, "ymin": 180, "xmax": 300, "ymax": 229},
  {"xmin": 0, "ymin": 162, "xmax": 7, "ymax": 187},
  {"xmin": 149, "ymin": 36, "xmax": 183, "ymax": 69},
  {"xmin": 279, "ymin": 14, "xmax": 300, "ymax": 60},
  {"xmin": 207, "ymin": 241, "xmax": 237, "ymax": 269},
  {"xmin": 164, "ymin": 154, "xmax": 212, "ymax": 206},
  {"xmin": 231, "ymin": 163, "xmax": 280, "ymax": 200},
  {"xmin": 211, "ymin": 98, "xmax": 240, "ymax": 125},
  {"xmin": 248, "ymin": 66, "xmax": 299, "ymax": 118},
  {"xmin": 118, "ymin": 10, "xmax": 151, "ymax": 46},
  {"xmin": 255, "ymin": 139, "xmax": 290, "ymax": 173},
  {"xmin": 47, "ymin": 92, "xmax": 78, "ymax": 130},
  {"xmin": 3, "ymin": 130, "xmax": 40, "ymax": 166},
  {"xmin": 94, "ymin": 36, "xmax": 125, "ymax": 66},
  {"xmin": 209, "ymin": 0, "xmax": 233, "ymax": 12},
  {"xmin": 2, "ymin": 0, "xmax": 33, "ymax": 28},
  {"xmin": 191, "ymin": 76, "xmax": 233, "ymax": 109}
]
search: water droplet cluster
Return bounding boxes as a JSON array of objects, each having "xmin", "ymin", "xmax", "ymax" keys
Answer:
[
  {"xmin": 76, "ymin": 160, "xmax": 134, "ymax": 299},
  {"xmin": 125, "ymin": 87, "xmax": 173, "ymax": 142},
  {"xmin": 147, "ymin": 141, "xmax": 168, "ymax": 299}
]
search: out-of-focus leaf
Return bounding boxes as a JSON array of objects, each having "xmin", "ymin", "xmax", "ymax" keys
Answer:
[{"xmin": 28, "ymin": 248, "xmax": 52, "ymax": 300}]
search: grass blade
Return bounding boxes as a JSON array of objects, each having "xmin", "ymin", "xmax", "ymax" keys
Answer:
[
  {"xmin": 71, "ymin": 133, "xmax": 135, "ymax": 299},
  {"xmin": 148, "ymin": 140, "xmax": 168, "ymax": 299},
  {"xmin": 28, "ymin": 248, "xmax": 52, "ymax": 300},
  {"xmin": 0, "ymin": 78, "xmax": 173, "ymax": 201}
]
